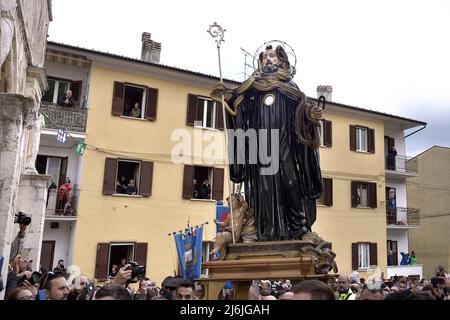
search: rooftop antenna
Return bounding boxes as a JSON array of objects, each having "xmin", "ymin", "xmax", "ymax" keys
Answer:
[{"xmin": 240, "ymin": 47, "xmax": 254, "ymax": 80}]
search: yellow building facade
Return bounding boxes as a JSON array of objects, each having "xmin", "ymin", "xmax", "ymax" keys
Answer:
[{"xmin": 47, "ymin": 42, "xmax": 424, "ymax": 284}]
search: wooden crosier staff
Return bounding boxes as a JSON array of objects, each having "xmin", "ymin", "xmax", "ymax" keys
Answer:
[{"xmin": 207, "ymin": 22, "xmax": 236, "ymax": 244}]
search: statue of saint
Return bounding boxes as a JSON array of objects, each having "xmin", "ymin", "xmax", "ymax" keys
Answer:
[{"xmin": 212, "ymin": 42, "xmax": 323, "ymax": 241}]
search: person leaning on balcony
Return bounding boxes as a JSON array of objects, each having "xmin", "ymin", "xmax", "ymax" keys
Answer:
[
  {"xmin": 387, "ymin": 145, "xmax": 397, "ymax": 170},
  {"xmin": 57, "ymin": 177, "xmax": 73, "ymax": 215},
  {"xmin": 57, "ymin": 90, "xmax": 75, "ymax": 107},
  {"xmin": 409, "ymin": 251, "xmax": 417, "ymax": 265}
]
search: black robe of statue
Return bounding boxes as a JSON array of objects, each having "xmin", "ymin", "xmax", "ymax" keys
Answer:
[{"xmin": 226, "ymin": 80, "xmax": 322, "ymax": 241}]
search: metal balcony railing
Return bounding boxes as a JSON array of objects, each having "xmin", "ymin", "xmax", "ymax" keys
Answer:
[
  {"xmin": 40, "ymin": 102, "xmax": 87, "ymax": 133},
  {"xmin": 385, "ymin": 154, "xmax": 417, "ymax": 174},
  {"xmin": 46, "ymin": 188, "xmax": 80, "ymax": 217},
  {"xmin": 386, "ymin": 207, "xmax": 420, "ymax": 226}
]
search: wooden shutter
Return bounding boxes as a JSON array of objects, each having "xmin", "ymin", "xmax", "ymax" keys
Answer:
[
  {"xmin": 370, "ymin": 243, "xmax": 378, "ymax": 266},
  {"xmin": 95, "ymin": 243, "xmax": 110, "ymax": 281},
  {"xmin": 145, "ymin": 87, "xmax": 158, "ymax": 120},
  {"xmin": 352, "ymin": 243, "xmax": 358, "ymax": 270},
  {"xmin": 324, "ymin": 120, "xmax": 332, "ymax": 147},
  {"xmin": 139, "ymin": 161, "xmax": 154, "ymax": 197},
  {"xmin": 392, "ymin": 241, "xmax": 398, "ymax": 265},
  {"xmin": 70, "ymin": 80, "xmax": 82, "ymax": 104},
  {"xmin": 112, "ymin": 81, "xmax": 125, "ymax": 116},
  {"xmin": 368, "ymin": 182, "xmax": 377, "ymax": 208},
  {"xmin": 58, "ymin": 157, "xmax": 68, "ymax": 187},
  {"xmin": 103, "ymin": 158, "xmax": 117, "ymax": 195},
  {"xmin": 323, "ymin": 178, "xmax": 333, "ymax": 206},
  {"xmin": 134, "ymin": 243, "xmax": 148, "ymax": 269},
  {"xmin": 215, "ymin": 102, "xmax": 224, "ymax": 130},
  {"xmin": 349, "ymin": 125, "xmax": 356, "ymax": 151},
  {"xmin": 368, "ymin": 128, "xmax": 375, "ymax": 153},
  {"xmin": 351, "ymin": 181, "xmax": 358, "ymax": 208},
  {"xmin": 212, "ymin": 168, "xmax": 224, "ymax": 201},
  {"xmin": 182, "ymin": 165, "xmax": 195, "ymax": 199},
  {"xmin": 186, "ymin": 94, "xmax": 198, "ymax": 126}
]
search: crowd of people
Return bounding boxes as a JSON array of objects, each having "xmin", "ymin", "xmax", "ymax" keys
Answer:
[{"xmin": 2, "ymin": 260, "xmax": 449, "ymax": 300}]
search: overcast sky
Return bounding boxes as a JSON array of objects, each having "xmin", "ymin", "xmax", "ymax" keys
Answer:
[{"xmin": 48, "ymin": 0, "xmax": 450, "ymax": 157}]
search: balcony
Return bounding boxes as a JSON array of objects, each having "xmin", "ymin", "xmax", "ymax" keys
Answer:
[
  {"xmin": 40, "ymin": 102, "xmax": 87, "ymax": 133},
  {"xmin": 387, "ymin": 265, "xmax": 423, "ymax": 280},
  {"xmin": 385, "ymin": 155, "xmax": 417, "ymax": 179},
  {"xmin": 386, "ymin": 207, "xmax": 420, "ymax": 228},
  {"xmin": 45, "ymin": 188, "xmax": 79, "ymax": 220}
]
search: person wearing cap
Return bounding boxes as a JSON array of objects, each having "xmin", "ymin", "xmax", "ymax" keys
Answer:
[{"xmin": 222, "ymin": 281, "xmax": 235, "ymax": 300}]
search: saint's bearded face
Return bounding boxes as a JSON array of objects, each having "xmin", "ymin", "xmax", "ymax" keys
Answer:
[{"xmin": 261, "ymin": 49, "xmax": 279, "ymax": 73}]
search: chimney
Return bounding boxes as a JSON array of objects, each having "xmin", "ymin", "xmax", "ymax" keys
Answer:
[
  {"xmin": 317, "ymin": 85, "xmax": 333, "ymax": 102},
  {"xmin": 141, "ymin": 32, "xmax": 161, "ymax": 64}
]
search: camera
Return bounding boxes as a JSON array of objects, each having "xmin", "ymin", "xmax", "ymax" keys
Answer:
[
  {"xmin": 30, "ymin": 271, "xmax": 42, "ymax": 285},
  {"xmin": 15, "ymin": 211, "xmax": 32, "ymax": 226},
  {"xmin": 126, "ymin": 261, "xmax": 145, "ymax": 283}
]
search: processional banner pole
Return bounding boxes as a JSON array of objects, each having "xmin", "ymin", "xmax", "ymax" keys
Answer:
[{"xmin": 207, "ymin": 22, "xmax": 236, "ymax": 244}]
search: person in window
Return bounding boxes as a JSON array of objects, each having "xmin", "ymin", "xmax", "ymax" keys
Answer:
[
  {"xmin": 57, "ymin": 90, "xmax": 75, "ymax": 107},
  {"xmin": 197, "ymin": 180, "xmax": 211, "ymax": 199},
  {"xmin": 400, "ymin": 252, "xmax": 410, "ymax": 265},
  {"xmin": 109, "ymin": 264, "xmax": 118, "ymax": 279},
  {"xmin": 387, "ymin": 250, "xmax": 395, "ymax": 266},
  {"xmin": 115, "ymin": 176, "xmax": 127, "ymax": 194},
  {"xmin": 131, "ymin": 102, "xmax": 141, "ymax": 118},
  {"xmin": 126, "ymin": 179, "xmax": 137, "ymax": 195},
  {"xmin": 409, "ymin": 251, "xmax": 417, "ymax": 265},
  {"xmin": 57, "ymin": 177, "xmax": 72, "ymax": 215},
  {"xmin": 387, "ymin": 145, "xmax": 397, "ymax": 170}
]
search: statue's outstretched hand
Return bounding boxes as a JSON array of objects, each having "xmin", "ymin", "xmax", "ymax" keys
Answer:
[{"xmin": 310, "ymin": 105, "xmax": 323, "ymax": 121}]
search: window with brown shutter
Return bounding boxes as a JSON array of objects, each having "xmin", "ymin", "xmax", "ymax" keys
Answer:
[
  {"xmin": 134, "ymin": 243, "xmax": 148, "ymax": 269},
  {"xmin": 324, "ymin": 120, "xmax": 332, "ymax": 147},
  {"xmin": 112, "ymin": 82, "xmax": 125, "ymax": 116},
  {"xmin": 370, "ymin": 243, "xmax": 378, "ymax": 266},
  {"xmin": 368, "ymin": 128, "xmax": 375, "ymax": 153},
  {"xmin": 351, "ymin": 243, "xmax": 358, "ymax": 270},
  {"xmin": 145, "ymin": 87, "xmax": 158, "ymax": 121},
  {"xmin": 368, "ymin": 182, "xmax": 377, "ymax": 208},
  {"xmin": 186, "ymin": 94, "xmax": 197, "ymax": 126},
  {"xmin": 351, "ymin": 181, "xmax": 358, "ymax": 208},
  {"xmin": 212, "ymin": 168, "xmax": 224, "ymax": 200},
  {"xmin": 349, "ymin": 125, "xmax": 356, "ymax": 151},
  {"xmin": 323, "ymin": 178, "xmax": 333, "ymax": 206},
  {"xmin": 103, "ymin": 158, "xmax": 117, "ymax": 195},
  {"xmin": 215, "ymin": 102, "xmax": 224, "ymax": 130},
  {"xmin": 139, "ymin": 161, "xmax": 154, "ymax": 197},
  {"xmin": 182, "ymin": 165, "xmax": 195, "ymax": 199},
  {"xmin": 95, "ymin": 243, "xmax": 110, "ymax": 281}
]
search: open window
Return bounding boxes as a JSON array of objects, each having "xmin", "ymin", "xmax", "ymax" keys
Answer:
[
  {"xmin": 186, "ymin": 94, "xmax": 224, "ymax": 130},
  {"xmin": 319, "ymin": 119, "xmax": 332, "ymax": 147},
  {"xmin": 95, "ymin": 242, "xmax": 148, "ymax": 281},
  {"xmin": 352, "ymin": 242, "xmax": 378, "ymax": 270},
  {"xmin": 350, "ymin": 125, "xmax": 375, "ymax": 153},
  {"xmin": 111, "ymin": 81, "xmax": 158, "ymax": 120},
  {"xmin": 42, "ymin": 77, "xmax": 82, "ymax": 105},
  {"xmin": 182, "ymin": 165, "xmax": 224, "ymax": 200},
  {"xmin": 351, "ymin": 181, "xmax": 377, "ymax": 208},
  {"xmin": 103, "ymin": 158, "xmax": 153, "ymax": 197}
]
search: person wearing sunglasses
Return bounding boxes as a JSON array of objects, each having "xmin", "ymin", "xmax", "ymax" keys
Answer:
[{"xmin": 38, "ymin": 271, "xmax": 69, "ymax": 300}]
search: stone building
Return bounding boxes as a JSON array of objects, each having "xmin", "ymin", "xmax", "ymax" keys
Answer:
[{"xmin": 0, "ymin": 0, "xmax": 52, "ymax": 298}]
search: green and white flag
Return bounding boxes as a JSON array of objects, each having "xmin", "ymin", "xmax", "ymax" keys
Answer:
[{"xmin": 75, "ymin": 142, "xmax": 87, "ymax": 155}]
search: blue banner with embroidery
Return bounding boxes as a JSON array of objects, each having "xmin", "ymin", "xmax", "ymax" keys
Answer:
[{"xmin": 174, "ymin": 226, "xmax": 203, "ymax": 281}]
